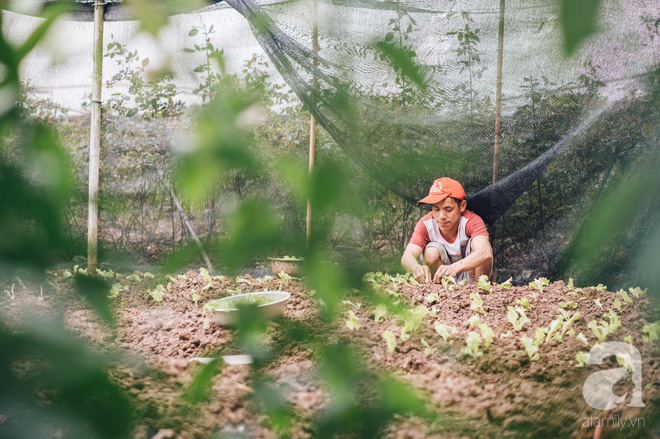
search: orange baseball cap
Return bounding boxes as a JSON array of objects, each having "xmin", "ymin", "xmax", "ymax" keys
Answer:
[{"xmin": 417, "ymin": 177, "xmax": 466, "ymax": 204}]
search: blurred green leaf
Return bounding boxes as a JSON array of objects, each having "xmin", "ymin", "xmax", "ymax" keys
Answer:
[
  {"xmin": 219, "ymin": 199, "xmax": 282, "ymax": 273},
  {"xmin": 74, "ymin": 273, "xmax": 115, "ymax": 326},
  {"xmin": 375, "ymin": 41, "xmax": 426, "ymax": 89},
  {"xmin": 560, "ymin": 0, "xmax": 603, "ymax": 55}
]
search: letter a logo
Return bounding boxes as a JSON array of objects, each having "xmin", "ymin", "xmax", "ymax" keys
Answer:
[{"xmin": 583, "ymin": 342, "xmax": 645, "ymax": 410}]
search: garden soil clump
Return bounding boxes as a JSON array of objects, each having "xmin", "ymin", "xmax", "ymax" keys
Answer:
[{"xmin": 0, "ymin": 269, "xmax": 658, "ymax": 438}]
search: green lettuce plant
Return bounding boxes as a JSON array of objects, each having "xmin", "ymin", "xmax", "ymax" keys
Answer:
[
  {"xmin": 345, "ymin": 310, "xmax": 360, "ymax": 331},
  {"xmin": 470, "ymin": 292, "xmax": 484, "ymax": 313},
  {"xmin": 520, "ymin": 335, "xmax": 540, "ymax": 361},
  {"xmin": 434, "ymin": 322, "xmax": 458, "ymax": 342},
  {"xmin": 460, "ymin": 332, "xmax": 483, "ymax": 358},
  {"xmin": 382, "ymin": 330, "xmax": 396, "ymax": 354},
  {"xmin": 499, "ymin": 277, "xmax": 512, "ymax": 289},
  {"xmin": 507, "ymin": 306, "xmax": 529, "ymax": 331},
  {"xmin": 148, "ymin": 284, "xmax": 166, "ymax": 302},
  {"xmin": 575, "ymin": 351, "xmax": 590, "ymax": 367},
  {"xmin": 477, "ymin": 275, "xmax": 491, "ymax": 293},
  {"xmin": 528, "ymin": 277, "xmax": 549, "ymax": 294},
  {"xmin": 642, "ymin": 322, "xmax": 659, "ymax": 342},
  {"xmin": 374, "ymin": 304, "xmax": 387, "ymax": 322}
]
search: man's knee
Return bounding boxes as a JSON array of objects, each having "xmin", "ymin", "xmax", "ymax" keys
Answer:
[{"xmin": 423, "ymin": 246, "xmax": 441, "ymax": 265}]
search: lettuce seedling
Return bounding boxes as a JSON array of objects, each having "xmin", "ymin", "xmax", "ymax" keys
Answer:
[
  {"xmin": 533, "ymin": 327, "xmax": 547, "ymax": 347},
  {"xmin": 629, "ymin": 287, "xmax": 647, "ymax": 299},
  {"xmin": 499, "ymin": 330, "xmax": 513, "ymax": 338},
  {"xmin": 594, "ymin": 298, "xmax": 602, "ymax": 308},
  {"xmin": 342, "ymin": 300, "xmax": 361, "ymax": 310},
  {"xmin": 401, "ymin": 305, "xmax": 429, "ymax": 335},
  {"xmin": 191, "ymin": 289, "xmax": 200, "ymax": 306},
  {"xmin": 62, "ymin": 270, "xmax": 73, "ymax": 279},
  {"xmin": 236, "ymin": 277, "xmax": 252, "ymax": 285},
  {"xmin": 386, "ymin": 288, "xmax": 401, "ymax": 297},
  {"xmin": 477, "ymin": 275, "xmax": 491, "ymax": 293},
  {"xmin": 507, "ymin": 306, "xmax": 529, "ymax": 331},
  {"xmin": 517, "ymin": 297, "xmax": 532, "ymax": 310},
  {"xmin": 616, "ymin": 289, "xmax": 632, "ymax": 303},
  {"xmin": 108, "ymin": 283, "xmax": 128, "ymax": 298},
  {"xmin": 374, "ymin": 304, "xmax": 387, "ymax": 322},
  {"xmin": 642, "ymin": 322, "xmax": 659, "ymax": 343},
  {"xmin": 616, "ymin": 353, "xmax": 634, "ymax": 372},
  {"xmin": 127, "ymin": 274, "xmax": 141, "ymax": 282},
  {"xmin": 587, "ymin": 320, "xmax": 608, "ymax": 342},
  {"xmin": 425, "ymin": 293, "xmax": 440, "ymax": 304},
  {"xmin": 554, "ymin": 311, "xmax": 580, "ymax": 343},
  {"xmin": 201, "ymin": 283, "xmax": 213, "ymax": 292},
  {"xmin": 499, "ymin": 277, "xmax": 512, "ymax": 289},
  {"xmin": 575, "ymin": 351, "xmax": 590, "ymax": 367},
  {"xmin": 17, "ymin": 278, "xmax": 29, "ymax": 293},
  {"xmin": 382, "ymin": 330, "xmax": 396, "ymax": 354},
  {"xmin": 576, "ymin": 332, "xmax": 589, "ymax": 346},
  {"xmin": 603, "ymin": 310, "xmax": 621, "ymax": 332},
  {"xmin": 458, "ymin": 278, "xmax": 468, "ymax": 286},
  {"xmin": 460, "ymin": 332, "xmax": 483, "ymax": 358},
  {"xmin": 97, "ymin": 268, "xmax": 115, "ymax": 280},
  {"xmin": 478, "ymin": 323, "xmax": 494, "ymax": 348},
  {"xmin": 4, "ymin": 284, "xmax": 15, "ymax": 301},
  {"xmin": 441, "ymin": 276, "xmax": 456, "ymax": 293},
  {"xmin": 148, "ymin": 284, "xmax": 165, "ymax": 302},
  {"xmin": 520, "ymin": 335, "xmax": 540, "ymax": 361},
  {"xmin": 470, "ymin": 292, "xmax": 484, "ymax": 313},
  {"xmin": 345, "ymin": 310, "xmax": 360, "ymax": 331},
  {"xmin": 612, "ymin": 299, "xmax": 622, "ymax": 311},
  {"xmin": 545, "ymin": 316, "xmax": 564, "ymax": 344},
  {"xmin": 277, "ymin": 271, "xmax": 292, "ymax": 281},
  {"xmin": 560, "ymin": 301, "xmax": 578, "ymax": 309},
  {"xmin": 623, "ymin": 335, "xmax": 635, "ymax": 353},
  {"xmin": 529, "ymin": 277, "xmax": 550, "ymax": 294},
  {"xmin": 196, "ymin": 267, "xmax": 211, "ymax": 283},
  {"xmin": 420, "ymin": 338, "xmax": 437, "ymax": 356},
  {"xmin": 468, "ymin": 314, "xmax": 480, "ymax": 327},
  {"xmin": 143, "ymin": 272, "xmax": 155, "ymax": 279},
  {"xmin": 594, "ymin": 283, "xmax": 607, "ymax": 291},
  {"xmin": 434, "ymin": 322, "xmax": 458, "ymax": 342}
]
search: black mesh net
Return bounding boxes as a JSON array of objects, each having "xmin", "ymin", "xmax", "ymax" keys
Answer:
[{"xmin": 221, "ymin": 0, "xmax": 660, "ymax": 284}]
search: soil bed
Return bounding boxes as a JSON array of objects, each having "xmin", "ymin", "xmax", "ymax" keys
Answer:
[{"xmin": 0, "ymin": 269, "xmax": 658, "ymax": 438}]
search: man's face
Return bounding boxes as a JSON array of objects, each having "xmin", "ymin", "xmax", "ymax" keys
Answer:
[{"xmin": 431, "ymin": 197, "xmax": 466, "ymax": 235}]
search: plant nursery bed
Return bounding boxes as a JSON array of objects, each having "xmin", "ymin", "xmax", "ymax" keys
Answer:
[{"xmin": 0, "ymin": 268, "xmax": 658, "ymax": 439}]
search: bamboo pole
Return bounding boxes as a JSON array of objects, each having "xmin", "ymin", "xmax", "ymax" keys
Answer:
[
  {"xmin": 493, "ymin": 0, "xmax": 505, "ymax": 188},
  {"xmin": 305, "ymin": 0, "xmax": 318, "ymax": 249},
  {"xmin": 490, "ymin": 0, "xmax": 505, "ymax": 281},
  {"xmin": 87, "ymin": 0, "xmax": 104, "ymax": 275}
]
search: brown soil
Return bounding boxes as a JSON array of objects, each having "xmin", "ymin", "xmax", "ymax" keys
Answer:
[{"xmin": 0, "ymin": 270, "xmax": 658, "ymax": 439}]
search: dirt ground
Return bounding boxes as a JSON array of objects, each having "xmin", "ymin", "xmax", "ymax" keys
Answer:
[{"xmin": 0, "ymin": 268, "xmax": 658, "ymax": 439}]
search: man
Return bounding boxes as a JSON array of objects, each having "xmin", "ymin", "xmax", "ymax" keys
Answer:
[{"xmin": 401, "ymin": 177, "xmax": 492, "ymax": 284}]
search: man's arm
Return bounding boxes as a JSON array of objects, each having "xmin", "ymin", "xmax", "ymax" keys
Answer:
[
  {"xmin": 401, "ymin": 243, "xmax": 431, "ymax": 283},
  {"xmin": 432, "ymin": 235, "xmax": 492, "ymax": 282}
]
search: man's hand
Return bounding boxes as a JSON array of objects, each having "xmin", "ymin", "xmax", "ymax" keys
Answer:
[
  {"xmin": 413, "ymin": 265, "xmax": 431, "ymax": 283},
  {"xmin": 433, "ymin": 264, "xmax": 459, "ymax": 283}
]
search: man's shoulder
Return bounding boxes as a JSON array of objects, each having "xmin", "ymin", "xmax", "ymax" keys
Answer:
[
  {"xmin": 462, "ymin": 210, "xmax": 483, "ymax": 221},
  {"xmin": 416, "ymin": 212, "xmax": 434, "ymax": 223}
]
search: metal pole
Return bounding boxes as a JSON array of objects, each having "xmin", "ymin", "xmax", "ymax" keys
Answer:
[
  {"xmin": 306, "ymin": 0, "xmax": 318, "ymax": 249},
  {"xmin": 87, "ymin": 0, "xmax": 104, "ymax": 275}
]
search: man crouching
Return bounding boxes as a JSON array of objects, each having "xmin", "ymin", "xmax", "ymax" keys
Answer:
[{"xmin": 401, "ymin": 177, "xmax": 493, "ymax": 284}]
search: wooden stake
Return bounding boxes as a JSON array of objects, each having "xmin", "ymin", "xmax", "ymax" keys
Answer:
[
  {"xmin": 159, "ymin": 170, "xmax": 215, "ymax": 274},
  {"xmin": 87, "ymin": 0, "xmax": 104, "ymax": 275},
  {"xmin": 305, "ymin": 0, "xmax": 318, "ymax": 249}
]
